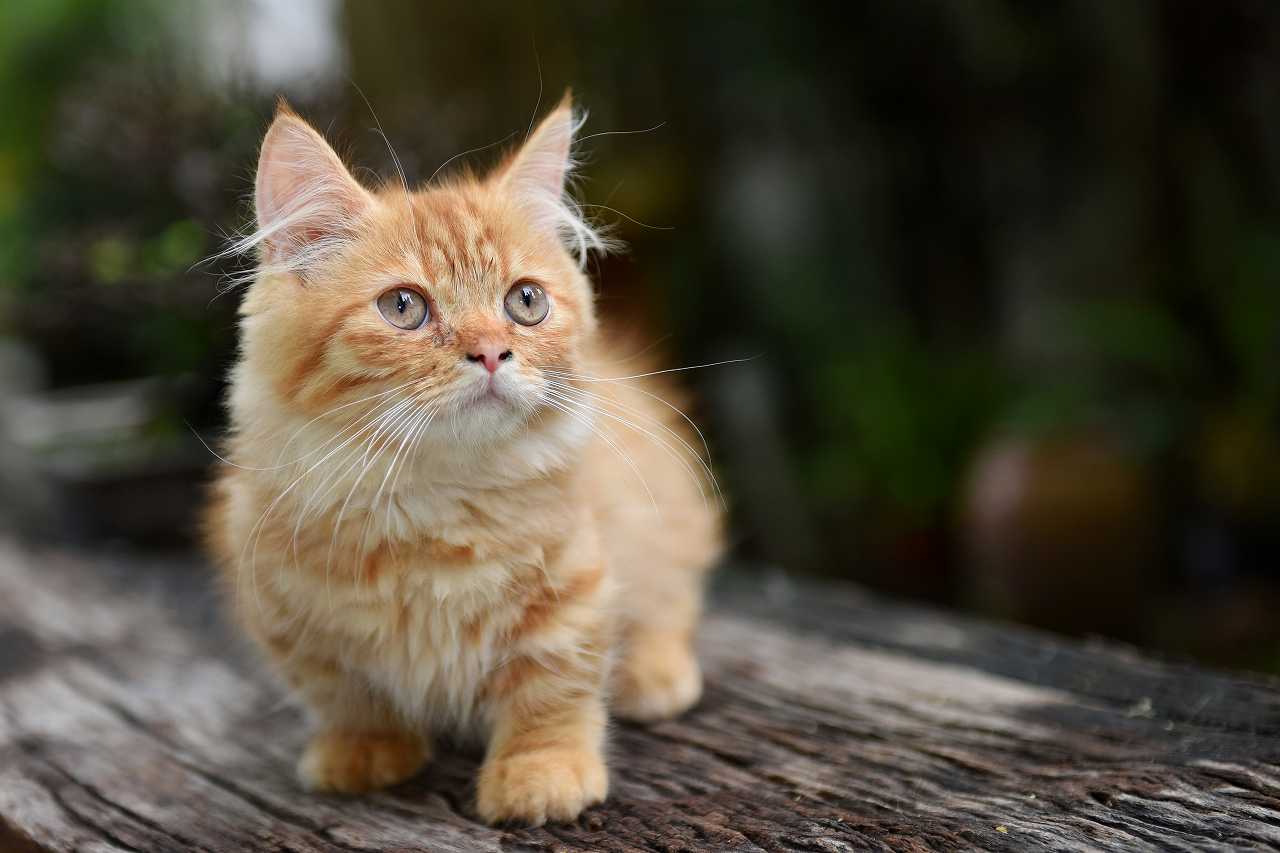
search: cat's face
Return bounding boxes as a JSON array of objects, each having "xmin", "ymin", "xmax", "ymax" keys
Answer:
[{"xmin": 238, "ymin": 98, "xmax": 603, "ymax": 448}]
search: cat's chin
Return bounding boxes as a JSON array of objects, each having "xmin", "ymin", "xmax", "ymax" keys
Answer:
[
  {"xmin": 444, "ymin": 389, "xmax": 536, "ymax": 443},
  {"xmin": 462, "ymin": 385, "xmax": 516, "ymax": 410}
]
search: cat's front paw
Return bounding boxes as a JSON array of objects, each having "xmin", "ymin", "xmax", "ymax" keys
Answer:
[
  {"xmin": 475, "ymin": 746, "xmax": 608, "ymax": 825},
  {"xmin": 298, "ymin": 729, "xmax": 429, "ymax": 794}
]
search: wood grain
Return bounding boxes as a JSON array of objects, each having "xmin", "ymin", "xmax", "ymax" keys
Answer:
[{"xmin": 0, "ymin": 541, "xmax": 1277, "ymax": 852}]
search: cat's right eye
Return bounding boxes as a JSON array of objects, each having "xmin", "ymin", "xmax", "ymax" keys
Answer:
[{"xmin": 376, "ymin": 287, "xmax": 429, "ymax": 330}]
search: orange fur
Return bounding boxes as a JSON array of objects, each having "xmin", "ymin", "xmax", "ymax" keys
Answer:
[{"xmin": 204, "ymin": 96, "xmax": 722, "ymax": 826}]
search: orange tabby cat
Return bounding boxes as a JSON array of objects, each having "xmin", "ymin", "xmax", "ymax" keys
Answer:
[{"xmin": 204, "ymin": 95, "xmax": 722, "ymax": 825}]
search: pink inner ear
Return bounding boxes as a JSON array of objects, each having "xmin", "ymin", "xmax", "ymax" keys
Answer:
[{"xmin": 253, "ymin": 116, "xmax": 372, "ymax": 266}]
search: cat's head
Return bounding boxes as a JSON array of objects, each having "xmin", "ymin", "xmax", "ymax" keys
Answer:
[{"xmin": 234, "ymin": 95, "xmax": 608, "ymax": 450}]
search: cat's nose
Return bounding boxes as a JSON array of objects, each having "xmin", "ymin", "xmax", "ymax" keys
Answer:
[{"xmin": 466, "ymin": 343, "xmax": 513, "ymax": 374}]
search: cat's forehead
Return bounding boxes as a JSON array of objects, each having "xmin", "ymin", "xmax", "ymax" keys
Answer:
[{"xmin": 370, "ymin": 185, "xmax": 522, "ymax": 291}]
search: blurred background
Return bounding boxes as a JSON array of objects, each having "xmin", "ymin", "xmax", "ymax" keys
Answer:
[{"xmin": 2, "ymin": 1, "xmax": 1278, "ymax": 671}]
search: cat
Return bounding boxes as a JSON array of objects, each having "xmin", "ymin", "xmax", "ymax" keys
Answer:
[{"xmin": 203, "ymin": 93, "xmax": 722, "ymax": 826}]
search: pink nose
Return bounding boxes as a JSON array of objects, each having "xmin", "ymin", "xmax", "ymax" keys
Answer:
[{"xmin": 466, "ymin": 344, "xmax": 512, "ymax": 374}]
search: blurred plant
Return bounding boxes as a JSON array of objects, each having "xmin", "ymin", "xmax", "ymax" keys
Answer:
[
  {"xmin": 0, "ymin": 1, "xmax": 113, "ymax": 292},
  {"xmin": 0, "ymin": 0, "xmax": 1276, "ymax": 668},
  {"xmin": 810, "ymin": 330, "xmax": 1007, "ymax": 519},
  {"xmin": 0, "ymin": 1, "xmax": 279, "ymax": 389}
]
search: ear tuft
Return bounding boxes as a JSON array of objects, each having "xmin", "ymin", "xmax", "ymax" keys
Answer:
[
  {"xmin": 495, "ymin": 92, "xmax": 610, "ymax": 267},
  {"xmin": 273, "ymin": 96, "xmax": 299, "ymax": 119},
  {"xmin": 240, "ymin": 110, "xmax": 373, "ymax": 280}
]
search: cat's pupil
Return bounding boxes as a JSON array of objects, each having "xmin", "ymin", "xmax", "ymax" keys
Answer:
[
  {"xmin": 397, "ymin": 291, "xmax": 410, "ymax": 313},
  {"xmin": 521, "ymin": 287, "xmax": 533, "ymax": 307}
]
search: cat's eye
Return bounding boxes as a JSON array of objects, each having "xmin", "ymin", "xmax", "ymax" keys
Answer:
[
  {"xmin": 376, "ymin": 287, "xmax": 428, "ymax": 330},
  {"xmin": 504, "ymin": 281, "xmax": 549, "ymax": 326}
]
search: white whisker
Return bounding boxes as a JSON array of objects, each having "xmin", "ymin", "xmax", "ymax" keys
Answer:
[
  {"xmin": 275, "ymin": 378, "xmax": 426, "ymax": 464},
  {"xmin": 366, "ymin": 403, "xmax": 437, "ymax": 553},
  {"xmin": 322, "ymin": 397, "xmax": 426, "ymax": 601},
  {"xmin": 547, "ymin": 386, "xmax": 710, "ymax": 511},
  {"xmin": 579, "ymin": 203, "xmax": 673, "ymax": 231},
  {"xmin": 428, "ymin": 130, "xmax": 520, "ymax": 187},
  {"xmin": 541, "ymin": 392, "xmax": 657, "ymax": 513},
  {"xmin": 547, "ymin": 368, "xmax": 714, "ymax": 469},
  {"xmin": 188, "ymin": 379, "xmax": 421, "ymax": 473},
  {"xmin": 546, "ymin": 380, "xmax": 721, "ymax": 509},
  {"xmin": 239, "ymin": 390, "xmax": 417, "ymax": 612},
  {"xmin": 545, "ymin": 355, "xmax": 759, "ymax": 384},
  {"xmin": 576, "ymin": 122, "xmax": 666, "ymax": 143}
]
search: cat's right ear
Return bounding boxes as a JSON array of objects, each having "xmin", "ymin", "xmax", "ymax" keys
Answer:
[{"xmin": 254, "ymin": 103, "xmax": 373, "ymax": 271}]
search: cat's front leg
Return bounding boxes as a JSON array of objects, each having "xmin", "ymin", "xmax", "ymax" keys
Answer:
[
  {"xmin": 475, "ymin": 549, "xmax": 613, "ymax": 825},
  {"xmin": 476, "ymin": 652, "xmax": 610, "ymax": 825},
  {"xmin": 261, "ymin": 627, "xmax": 430, "ymax": 794}
]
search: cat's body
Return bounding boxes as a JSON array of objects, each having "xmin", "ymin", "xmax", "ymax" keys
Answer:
[{"xmin": 204, "ymin": 98, "xmax": 721, "ymax": 825}]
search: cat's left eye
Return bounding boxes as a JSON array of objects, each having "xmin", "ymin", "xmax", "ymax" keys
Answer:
[
  {"xmin": 505, "ymin": 281, "xmax": 550, "ymax": 326},
  {"xmin": 376, "ymin": 287, "xmax": 428, "ymax": 330}
]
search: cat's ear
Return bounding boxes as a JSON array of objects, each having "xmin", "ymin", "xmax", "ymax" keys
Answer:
[
  {"xmin": 497, "ymin": 93, "xmax": 578, "ymax": 203},
  {"xmin": 493, "ymin": 92, "xmax": 606, "ymax": 264},
  {"xmin": 254, "ymin": 102, "xmax": 373, "ymax": 271}
]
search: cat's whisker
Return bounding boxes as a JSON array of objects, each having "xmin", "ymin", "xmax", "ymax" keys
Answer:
[
  {"xmin": 545, "ymin": 380, "xmax": 721, "ymax": 510},
  {"xmin": 547, "ymin": 368, "xmax": 713, "ymax": 463},
  {"xmin": 286, "ymin": 393, "xmax": 423, "ymax": 569},
  {"xmin": 354, "ymin": 410, "xmax": 417, "ymax": 556},
  {"xmin": 298, "ymin": 392, "xmax": 423, "ymax": 479},
  {"xmin": 376, "ymin": 418, "xmax": 423, "ymax": 549},
  {"xmin": 307, "ymin": 404, "xmax": 415, "ymax": 607},
  {"xmin": 385, "ymin": 404, "xmax": 438, "ymax": 543},
  {"xmin": 589, "ymin": 334, "xmax": 672, "ymax": 367},
  {"xmin": 428, "ymin": 131, "xmax": 519, "ymax": 188},
  {"xmin": 546, "ymin": 387, "xmax": 709, "ymax": 512},
  {"xmin": 276, "ymin": 378, "xmax": 428, "ymax": 464},
  {"xmin": 366, "ymin": 403, "xmax": 438, "ymax": 555},
  {"xmin": 545, "ymin": 377, "xmax": 714, "ymax": 475},
  {"xmin": 576, "ymin": 121, "xmax": 667, "ymax": 143},
  {"xmin": 540, "ymin": 392, "xmax": 657, "ymax": 513},
  {"xmin": 543, "ymin": 355, "xmax": 758, "ymax": 384},
  {"xmin": 322, "ymin": 398, "xmax": 427, "ymax": 603},
  {"xmin": 579, "ymin": 203, "xmax": 673, "ymax": 232},
  {"xmin": 543, "ymin": 365, "xmax": 727, "ymax": 493},
  {"xmin": 349, "ymin": 77, "xmax": 409, "ymax": 194},
  {"xmin": 239, "ymin": 390, "xmax": 412, "ymax": 614},
  {"xmin": 309, "ymin": 397, "xmax": 421, "ymax": 534},
  {"xmin": 547, "ymin": 380, "xmax": 703, "ymax": 469},
  {"xmin": 288, "ymin": 437, "xmax": 369, "ymax": 572},
  {"xmin": 187, "ymin": 380, "xmax": 419, "ymax": 474},
  {"xmin": 274, "ymin": 409, "xmax": 418, "ymax": 550},
  {"xmin": 244, "ymin": 391, "xmax": 417, "ymax": 606}
]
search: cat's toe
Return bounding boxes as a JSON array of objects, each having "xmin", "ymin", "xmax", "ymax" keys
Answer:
[
  {"xmin": 475, "ymin": 747, "xmax": 608, "ymax": 826},
  {"xmin": 298, "ymin": 729, "xmax": 429, "ymax": 794}
]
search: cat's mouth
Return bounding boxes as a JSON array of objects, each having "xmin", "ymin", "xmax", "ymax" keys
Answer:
[{"xmin": 458, "ymin": 374, "xmax": 516, "ymax": 410}]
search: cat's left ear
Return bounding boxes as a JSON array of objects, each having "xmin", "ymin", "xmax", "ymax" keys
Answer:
[
  {"xmin": 494, "ymin": 92, "xmax": 580, "ymax": 217},
  {"xmin": 254, "ymin": 102, "xmax": 374, "ymax": 273},
  {"xmin": 494, "ymin": 92, "xmax": 607, "ymax": 263}
]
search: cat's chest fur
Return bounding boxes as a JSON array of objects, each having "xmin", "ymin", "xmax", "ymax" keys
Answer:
[{"xmin": 274, "ymin": 484, "xmax": 565, "ymax": 736}]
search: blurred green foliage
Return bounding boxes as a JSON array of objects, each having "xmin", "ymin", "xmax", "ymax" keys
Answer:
[{"xmin": 1, "ymin": 1, "xmax": 1278, "ymax": 652}]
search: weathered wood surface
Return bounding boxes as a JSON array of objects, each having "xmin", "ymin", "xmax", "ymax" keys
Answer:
[{"xmin": 0, "ymin": 541, "xmax": 1278, "ymax": 852}]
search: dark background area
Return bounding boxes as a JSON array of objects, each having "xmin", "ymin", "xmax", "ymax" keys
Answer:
[{"xmin": 2, "ymin": 1, "xmax": 1278, "ymax": 671}]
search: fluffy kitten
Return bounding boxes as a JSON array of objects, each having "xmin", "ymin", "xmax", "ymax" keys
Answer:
[{"xmin": 204, "ymin": 95, "xmax": 722, "ymax": 825}]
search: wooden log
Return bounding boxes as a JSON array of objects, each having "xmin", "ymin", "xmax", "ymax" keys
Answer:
[{"xmin": 0, "ymin": 540, "xmax": 1277, "ymax": 852}]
